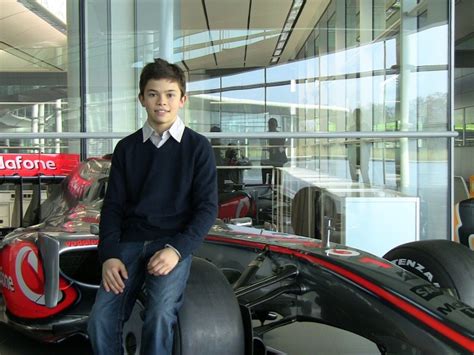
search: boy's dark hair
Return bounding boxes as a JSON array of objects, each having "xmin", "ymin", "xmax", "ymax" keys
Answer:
[{"xmin": 139, "ymin": 58, "xmax": 186, "ymax": 97}]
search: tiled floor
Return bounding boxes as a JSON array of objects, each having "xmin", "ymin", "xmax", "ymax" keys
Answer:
[{"xmin": 0, "ymin": 321, "xmax": 380, "ymax": 355}]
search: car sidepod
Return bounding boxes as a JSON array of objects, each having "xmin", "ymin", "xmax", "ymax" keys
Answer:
[{"xmin": 199, "ymin": 229, "xmax": 474, "ymax": 354}]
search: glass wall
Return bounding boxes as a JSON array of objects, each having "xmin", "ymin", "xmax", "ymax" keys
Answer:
[
  {"xmin": 0, "ymin": 0, "xmax": 81, "ymax": 152},
  {"xmin": 453, "ymin": 0, "xmax": 474, "ymax": 185},
  {"xmin": 0, "ymin": 0, "xmax": 454, "ymax": 251}
]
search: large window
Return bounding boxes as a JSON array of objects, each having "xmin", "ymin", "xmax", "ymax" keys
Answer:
[
  {"xmin": 0, "ymin": 0, "xmax": 454, "ymax": 248},
  {"xmin": 0, "ymin": 0, "xmax": 80, "ymax": 153}
]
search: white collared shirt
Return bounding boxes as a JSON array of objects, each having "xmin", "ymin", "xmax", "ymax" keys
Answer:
[{"xmin": 142, "ymin": 116, "xmax": 185, "ymax": 149}]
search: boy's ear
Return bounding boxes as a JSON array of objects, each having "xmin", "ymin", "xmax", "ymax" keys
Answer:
[
  {"xmin": 138, "ymin": 94, "xmax": 145, "ymax": 106},
  {"xmin": 180, "ymin": 94, "xmax": 188, "ymax": 106}
]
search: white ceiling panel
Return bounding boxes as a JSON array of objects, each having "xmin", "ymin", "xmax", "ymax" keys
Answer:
[
  {"xmin": 214, "ymin": 46, "xmax": 246, "ymax": 68},
  {"xmin": 180, "ymin": 0, "xmax": 208, "ymax": 30},
  {"xmin": 184, "ymin": 53, "xmax": 217, "ymax": 71},
  {"xmin": 0, "ymin": 0, "xmax": 330, "ymax": 74},
  {"xmin": 250, "ymin": 0, "xmax": 292, "ymax": 29},
  {"xmin": 0, "ymin": 0, "xmax": 66, "ymax": 49},
  {"xmin": 245, "ymin": 37, "xmax": 279, "ymax": 67},
  {"xmin": 0, "ymin": 0, "xmax": 27, "ymax": 18},
  {"xmin": 204, "ymin": 0, "xmax": 250, "ymax": 29}
]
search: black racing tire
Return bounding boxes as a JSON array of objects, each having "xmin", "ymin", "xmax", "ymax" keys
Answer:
[
  {"xmin": 174, "ymin": 257, "xmax": 246, "ymax": 355},
  {"xmin": 122, "ymin": 257, "xmax": 246, "ymax": 355},
  {"xmin": 383, "ymin": 240, "xmax": 474, "ymax": 306}
]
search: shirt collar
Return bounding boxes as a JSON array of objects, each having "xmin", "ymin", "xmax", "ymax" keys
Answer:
[{"xmin": 142, "ymin": 116, "xmax": 185, "ymax": 143}]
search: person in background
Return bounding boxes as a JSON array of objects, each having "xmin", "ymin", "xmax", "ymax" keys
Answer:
[
  {"xmin": 261, "ymin": 117, "xmax": 288, "ymax": 185},
  {"xmin": 347, "ymin": 108, "xmax": 370, "ymax": 184},
  {"xmin": 210, "ymin": 125, "xmax": 226, "ymax": 191},
  {"xmin": 87, "ymin": 58, "xmax": 217, "ymax": 355}
]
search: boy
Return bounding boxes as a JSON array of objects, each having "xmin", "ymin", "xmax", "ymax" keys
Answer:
[{"xmin": 87, "ymin": 58, "xmax": 218, "ymax": 354}]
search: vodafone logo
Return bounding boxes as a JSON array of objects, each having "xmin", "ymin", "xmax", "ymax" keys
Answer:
[
  {"xmin": 0, "ymin": 153, "xmax": 79, "ymax": 177},
  {"xmin": 326, "ymin": 248, "xmax": 360, "ymax": 257},
  {"xmin": 0, "ymin": 156, "xmax": 56, "ymax": 171},
  {"xmin": 14, "ymin": 245, "xmax": 62, "ymax": 305}
]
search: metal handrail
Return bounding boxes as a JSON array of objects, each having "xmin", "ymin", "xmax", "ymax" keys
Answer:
[{"xmin": 0, "ymin": 130, "xmax": 458, "ymax": 140}]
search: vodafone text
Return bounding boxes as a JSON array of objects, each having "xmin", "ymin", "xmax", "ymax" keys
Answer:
[{"xmin": 0, "ymin": 156, "xmax": 56, "ymax": 171}]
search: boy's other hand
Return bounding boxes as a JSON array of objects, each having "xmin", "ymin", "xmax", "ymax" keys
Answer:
[
  {"xmin": 102, "ymin": 258, "xmax": 128, "ymax": 294},
  {"xmin": 147, "ymin": 248, "xmax": 180, "ymax": 276}
]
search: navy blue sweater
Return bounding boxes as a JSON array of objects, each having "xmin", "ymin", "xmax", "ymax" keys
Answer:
[{"xmin": 98, "ymin": 128, "xmax": 218, "ymax": 262}]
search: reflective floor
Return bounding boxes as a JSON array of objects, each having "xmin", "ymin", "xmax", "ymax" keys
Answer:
[
  {"xmin": 0, "ymin": 322, "xmax": 379, "ymax": 355},
  {"xmin": 0, "ymin": 324, "xmax": 92, "ymax": 355}
]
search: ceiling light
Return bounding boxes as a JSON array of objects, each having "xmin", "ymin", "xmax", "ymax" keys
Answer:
[
  {"xmin": 269, "ymin": 0, "xmax": 306, "ymax": 65},
  {"xmin": 18, "ymin": 0, "xmax": 67, "ymax": 34},
  {"xmin": 284, "ymin": 23, "xmax": 292, "ymax": 31}
]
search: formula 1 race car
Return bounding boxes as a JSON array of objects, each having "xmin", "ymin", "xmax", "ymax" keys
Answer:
[{"xmin": 0, "ymin": 158, "xmax": 473, "ymax": 354}]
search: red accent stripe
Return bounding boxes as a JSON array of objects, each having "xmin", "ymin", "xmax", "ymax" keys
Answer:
[
  {"xmin": 205, "ymin": 235, "xmax": 474, "ymax": 352},
  {"xmin": 359, "ymin": 256, "xmax": 392, "ymax": 268}
]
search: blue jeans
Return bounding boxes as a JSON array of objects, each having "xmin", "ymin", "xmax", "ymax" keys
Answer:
[{"xmin": 87, "ymin": 240, "xmax": 192, "ymax": 355}]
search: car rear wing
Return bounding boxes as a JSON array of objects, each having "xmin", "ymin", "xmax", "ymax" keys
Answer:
[{"xmin": 0, "ymin": 174, "xmax": 66, "ymax": 228}]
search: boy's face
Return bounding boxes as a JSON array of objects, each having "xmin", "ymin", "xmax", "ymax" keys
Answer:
[{"xmin": 139, "ymin": 79, "xmax": 187, "ymax": 133}]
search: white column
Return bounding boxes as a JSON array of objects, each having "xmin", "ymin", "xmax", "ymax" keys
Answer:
[
  {"xmin": 55, "ymin": 99, "xmax": 63, "ymax": 153},
  {"xmin": 38, "ymin": 103, "xmax": 45, "ymax": 153},
  {"xmin": 110, "ymin": 0, "xmax": 136, "ymax": 133},
  {"xmin": 31, "ymin": 104, "xmax": 39, "ymax": 151},
  {"xmin": 399, "ymin": 0, "xmax": 418, "ymax": 194},
  {"xmin": 358, "ymin": 0, "xmax": 374, "ymax": 185},
  {"xmin": 66, "ymin": 0, "xmax": 80, "ymax": 154},
  {"xmin": 158, "ymin": 0, "xmax": 174, "ymax": 62},
  {"xmin": 334, "ymin": 0, "xmax": 346, "ymax": 133}
]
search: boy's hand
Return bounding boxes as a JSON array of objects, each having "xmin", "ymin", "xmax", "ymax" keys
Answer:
[
  {"xmin": 102, "ymin": 258, "xmax": 128, "ymax": 294},
  {"xmin": 147, "ymin": 248, "xmax": 180, "ymax": 276}
]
